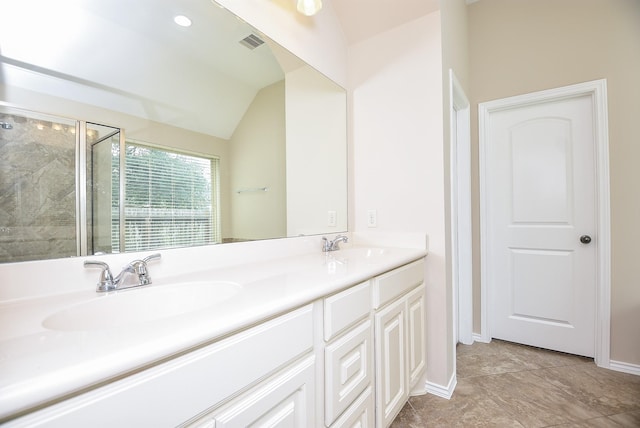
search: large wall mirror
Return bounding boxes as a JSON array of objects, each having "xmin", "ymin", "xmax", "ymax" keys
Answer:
[{"xmin": 0, "ymin": 0, "xmax": 347, "ymax": 263}]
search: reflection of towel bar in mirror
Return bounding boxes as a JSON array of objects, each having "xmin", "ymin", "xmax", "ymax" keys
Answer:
[{"xmin": 237, "ymin": 187, "xmax": 269, "ymax": 194}]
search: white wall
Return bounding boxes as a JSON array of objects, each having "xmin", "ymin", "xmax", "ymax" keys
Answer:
[
  {"xmin": 286, "ymin": 65, "xmax": 348, "ymax": 236},
  {"xmin": 349, "ymin": 12, "xmax": 450, "ymax": 389}
]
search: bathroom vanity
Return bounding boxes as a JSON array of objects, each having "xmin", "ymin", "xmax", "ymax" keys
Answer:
[{"xmin": 0, "ymin": 240, "xmax": 426, "ymax": 427}]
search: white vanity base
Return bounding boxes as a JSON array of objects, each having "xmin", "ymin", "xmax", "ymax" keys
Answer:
[{"xmin": 0, "ymin": 235, "xmax": 427, "ymax": 427}]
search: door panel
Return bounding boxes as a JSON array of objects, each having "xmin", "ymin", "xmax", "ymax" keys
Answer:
[
  {"xmin": 510, "ymin": 119, "xmax": 572, "ymax": 224},
  {"xmin": 510, "ymin": 248, "xmax": 573, "ymax": 324},
  {"xmin": 487, "ymin": 94, "xmax": 596, "ymax": 357}
]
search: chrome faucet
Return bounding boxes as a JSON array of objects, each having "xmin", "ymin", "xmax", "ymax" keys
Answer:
[
  {"xmin": 322, "ymin": 235, "xmax": 348, "ymax": 252},
  {"xmin": 84, "ymin": 253, "xmax": 161, "ymax": 292}
]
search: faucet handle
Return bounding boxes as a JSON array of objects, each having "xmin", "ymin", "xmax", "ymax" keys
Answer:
[
  {"xmin": 322, "ymin": 235, "xmax": 348, "ymax": 252},
  {"xmin": 142, "ymin": 253, "xmax": 161, "ymax": 264},
  {"xmin": 322, "ymin": 237, "xmax": 331, "ymax": 252},
  {"xmin": 84, "ymin": 260, "xmax": 116, "ymax": 292},
  {"xmin": 331, "ymin": 235, "xmax": 348, "ymax": 251},
  {"xmin": 132, "ymin": 253, "xmax": 161, "ymax": 285}
]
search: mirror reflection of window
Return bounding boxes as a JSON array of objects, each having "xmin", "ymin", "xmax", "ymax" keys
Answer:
[
  {"xmin": 118, "ymin": 142, "xmax": 220, "ymax": 252},
  {"xmin": 0, "ymin": 106, "xmax": 223, "ymax": 263}
]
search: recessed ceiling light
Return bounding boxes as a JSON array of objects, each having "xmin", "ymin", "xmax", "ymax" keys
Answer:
[{"xmin": 174, "ymin": 15, "xmax": 192, "ymax": 27}]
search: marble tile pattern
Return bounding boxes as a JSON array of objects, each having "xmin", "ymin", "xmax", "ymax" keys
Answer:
[
  {"xmin": 0, "ymin": 113, "xmax": 77, "ymax": 262},
  {"xmin": 392, "ymin": 340, "xmax": 640, "ymax": 427}
]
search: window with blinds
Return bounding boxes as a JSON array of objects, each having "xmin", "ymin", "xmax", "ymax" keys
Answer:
[{"xmin": 112, "ymin": 142, "xmax": 220, "ymax": 252}]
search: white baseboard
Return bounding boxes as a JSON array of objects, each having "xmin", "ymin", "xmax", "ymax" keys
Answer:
[
  {"xmin": 472, "ymin": 333, "xmax": 490, "ymax": 343},
  {"xmin": 609, "ymin": 360, "xmax": 640, "ymax": 376},
  {"xmin": 409, "ymin": 383, "xmax": 427, "ymax": 396},
  {"xmin": 425, "ymin": 373, "xmax": 457, "ymax": 400}
]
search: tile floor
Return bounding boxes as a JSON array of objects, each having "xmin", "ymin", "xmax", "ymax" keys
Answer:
[{"xmin": 391, "ymin": 340, "xmax": 640, "ymax": 427}]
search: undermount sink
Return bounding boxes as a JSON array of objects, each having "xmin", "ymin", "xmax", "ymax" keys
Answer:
[{"xmin": 42, "ymin": 281, "xmax": 241, "ymax": 331}]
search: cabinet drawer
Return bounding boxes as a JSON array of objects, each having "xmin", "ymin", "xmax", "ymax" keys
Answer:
[
  {"xmin": 324, "ymin": 281, "xmax": 371, "ymax": 341},
  {"xmin": 330, "ymin": 386, "xmax": 374, "ymax": 428},
  {"xmin": 372, "ymin": 259, "xmax": 424, "ymax": 309},
  {"xmin": 8, "ymin": 306, "xmax": 314, "ymax": 428},
  {"xmin": 325, "ymin": 320, "xmax": 373, "ymax": 426},
  {"xmin": 209, "ymin": 355, "xmax": 316, "ymax": 428}
]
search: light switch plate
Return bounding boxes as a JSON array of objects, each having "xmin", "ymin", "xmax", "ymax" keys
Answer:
[
  {"xmin": 367, "ymin": 210, "xmax": 377, "ymax": 228},
  {"xmin": 328, "ymin": 210, "xmax": 337, "ymax": 227}
]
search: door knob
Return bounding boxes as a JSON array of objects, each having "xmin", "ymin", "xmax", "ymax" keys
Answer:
[{"xmin": 580, "ymin": 235, "xmax": 592, "ymax": 244}]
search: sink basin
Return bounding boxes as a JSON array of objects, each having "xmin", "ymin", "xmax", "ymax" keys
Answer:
[
  {"xmin": 334, "ymin": 247, "xmax": 390, "ymax": 260},
  {"xmin": 42, "ymin": 281, "xmax": 241, "ymax": 331}
]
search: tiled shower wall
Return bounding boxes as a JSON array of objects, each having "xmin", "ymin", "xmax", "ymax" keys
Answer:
[{"xmin": 0, "ymin": 113, "xmax": 77, "ymax": 263}]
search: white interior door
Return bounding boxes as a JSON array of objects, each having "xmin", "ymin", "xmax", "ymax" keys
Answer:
[{"xmin": 484, "ymin": 94, "xmax": 597, "ymax": 357}]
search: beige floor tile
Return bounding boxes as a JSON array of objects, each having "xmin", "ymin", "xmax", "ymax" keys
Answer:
[
  {"xmin": 456, "ymin": 340, "xmax": 591, "ymax": 379},
  {"xmin": 531, "ymin": 364, "xmax": 640, "ymax": 415},
  {"xmin": 607, "ymin": 410, "xmax": 640, "ymax": 427},
  {"xmin": 406, "ymin": 378, "xmax": 525, "ymax": 427},
  {"xmin": 495, "ymin": 340, "xmax": 592, "ymax": 368},
  {"xmin": 457, "ymin": 349, "xmax": 542, "ymax": 378},
  {"xmin": 550, "ymin": 409, "xmax": 640, "ymax": 427},
  {"xmin": 393, "ymin": 341, "xmax": 639, "ymax": 428},
  {"xmin": 390, "ymin": 402, "xmax": 424, "ymax": 428},
  {"xmin": 467, "ymin": 370, "xmax": 603, "ymax": 427}
]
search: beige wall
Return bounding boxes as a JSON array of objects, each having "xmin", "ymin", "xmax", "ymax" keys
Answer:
[
  {"xmin": 468, "ymin": 0, "xmax": 640, "ymax": 365},
  {"xmin": 229, "ymin": 81, "xmax": 286, "ymax": 241}
]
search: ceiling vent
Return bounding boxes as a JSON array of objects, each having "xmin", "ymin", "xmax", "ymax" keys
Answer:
[{"xmin": 239, "ymin": 33, "xmax": 265, "ymax": 50}]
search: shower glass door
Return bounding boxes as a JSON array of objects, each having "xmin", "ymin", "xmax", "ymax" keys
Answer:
[
  {"xmin": 88, "ymin": 123, "xmax": 122, "ymax": 255},
  {"xmin": 0, "ymin": 107, "xmax": 78, "ymax": 262}
]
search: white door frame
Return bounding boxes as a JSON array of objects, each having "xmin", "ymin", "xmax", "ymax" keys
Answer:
[
  {"xmin": 478, "ymin": 79, "xmax": 611, "ymax": 368},
  {"xmin": 449, "ymin": 69, "xmax": 473, "ymax": 346}
]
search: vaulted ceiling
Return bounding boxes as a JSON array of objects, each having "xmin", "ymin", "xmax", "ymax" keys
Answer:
[
  {"xmin": 329, "ymin": 0, "xmax": 441, "ymax": 45},
  {"xmin": 0, "ymin": 0, "xmax": 443, "ymax": 139}
]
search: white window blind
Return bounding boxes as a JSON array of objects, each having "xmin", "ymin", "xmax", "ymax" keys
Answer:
[{"xmin": 113, "ymin": 143, "xmax": 220, "ymax": 252}]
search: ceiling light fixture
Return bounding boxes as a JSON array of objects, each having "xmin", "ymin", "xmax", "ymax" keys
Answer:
[
  {"xmin": 173, "ymin": 15, "xmax": 192, "ymax": 27},
  {"xmin": 296, "ymin": 0, "xmax": 322, "ymax": 16}
]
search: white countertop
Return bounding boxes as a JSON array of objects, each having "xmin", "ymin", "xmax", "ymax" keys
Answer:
[{"xmin": 0, "ymin": 244, "xmax": 426, "ymax": 421}]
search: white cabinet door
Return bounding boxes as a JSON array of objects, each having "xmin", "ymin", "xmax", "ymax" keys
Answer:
[
  {"xmin": 374, "ymin": 298, "xmax": 406, "ymax": 428},
  {"xmin": 211, "ymin": 355, "xmax": 316, "ymax": 428},
  {"xmin": 325, "ymin": 320, "xmax": 373, "ymax": 425},
  {"xmin": 406, "ymin": 285, "xmax": 426, "ymax": 389}
]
